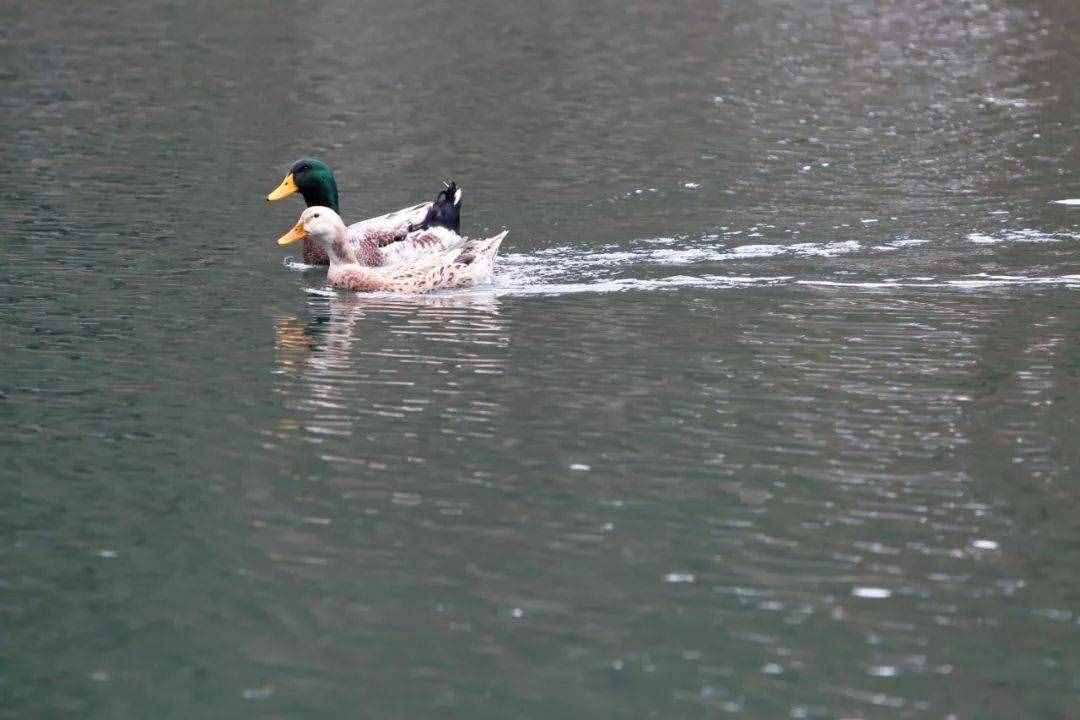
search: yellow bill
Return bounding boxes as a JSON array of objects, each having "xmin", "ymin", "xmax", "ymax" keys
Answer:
[
  {"xmin": 267, "ymin": 173, "xmax": 299, "ymax": 202},
  {"xmin": 277, "ymin": 222, "xmax": 308, "ymax": 247}
]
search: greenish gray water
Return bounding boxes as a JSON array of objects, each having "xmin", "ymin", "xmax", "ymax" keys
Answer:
[{"xmin": 3, "ymin": 0, "xmax": 1080, "ymax": 717}]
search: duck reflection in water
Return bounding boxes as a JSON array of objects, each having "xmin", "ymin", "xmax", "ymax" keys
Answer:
[
  {"xmin": 275, "ymin": 291, "xmax": 506, "ymax": 360},
  {"xmin": 243, "ymin": 292, "xmax": 515, "ymax": 678},
  {"xmin": 273, "ymin": 291, "xmax": 509, "ymax": 442}
]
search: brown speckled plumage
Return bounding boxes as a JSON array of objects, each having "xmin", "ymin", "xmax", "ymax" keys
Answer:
[
  {"xmin": 364, "ymin": 228, "xmax": 407, "ymax": 247},
  {"xmin": 353, "ymin": 238, "xmax": 382, "ymax": 267},
  {"xmin": 303, "ymin": 238, "xmax": 330, "ymax": 265},
  {"xmin": 326, "ymin": 230, "xmax": 509, "ymax": 294}
]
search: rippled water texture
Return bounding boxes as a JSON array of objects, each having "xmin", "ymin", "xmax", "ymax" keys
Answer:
[{"xmin": 3, "ymin": 0, "xmax": 1080, "ymax": 717}]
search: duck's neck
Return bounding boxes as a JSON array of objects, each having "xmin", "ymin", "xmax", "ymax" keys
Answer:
[
  {"xmin": 322, "ymin": 227, "xmax": 364, "ymax": 266},
  {"xmin": 326, "ymin": 232, "xmax": 380, "ymax": 267}
]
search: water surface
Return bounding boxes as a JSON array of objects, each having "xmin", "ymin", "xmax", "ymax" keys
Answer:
[{"xmin": 3, "ymin": 0, "xmax": 1080, "ymax": 717}]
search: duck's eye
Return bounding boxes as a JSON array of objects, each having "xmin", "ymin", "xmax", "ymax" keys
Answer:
[{"xmin": 313, "ymin": 213, "xmax": 320, "ymax": 218}]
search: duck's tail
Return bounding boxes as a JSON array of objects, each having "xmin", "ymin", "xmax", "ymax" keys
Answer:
[
  {"xmin": 410, "ymin": 179, "xmax": 463, "ymax": 234},
  {"xmin": 456, "ymin": 230, "xmax": 508, "ymax": 282}
]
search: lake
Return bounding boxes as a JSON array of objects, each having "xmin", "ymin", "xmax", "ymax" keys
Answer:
[{"xmin": 2, "ymin": 0, "xmax": 1079, "ymax": 717}]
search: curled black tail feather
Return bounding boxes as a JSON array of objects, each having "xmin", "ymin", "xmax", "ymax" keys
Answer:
[{"xmin": 409, "ymin": 179, "xmax": 463, "ymax": 233}]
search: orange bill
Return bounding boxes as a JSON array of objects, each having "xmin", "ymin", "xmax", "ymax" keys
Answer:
[{"xmin": 277, "ymin": 222, "xmax": 308, "ymax": 246}]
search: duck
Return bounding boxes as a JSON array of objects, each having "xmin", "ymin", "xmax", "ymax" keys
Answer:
[
  {"xmin": 277, "ymin": 207, "xmax": 507, "ymax": 294},
  {"xmin": 266, "ymin": 158, "xmax": 463, "ymax": 265}
]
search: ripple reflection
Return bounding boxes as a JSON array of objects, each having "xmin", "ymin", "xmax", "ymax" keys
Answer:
[{"xmin": 273, "ymin": 293, "xmax": 508, "ymax": 448}]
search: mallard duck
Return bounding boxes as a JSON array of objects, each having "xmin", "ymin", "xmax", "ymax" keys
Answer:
[
  {"xmin": 277, "ymin": 207, "xmax": 507, "ymax": 294},
  {"xmin": 266, "ymin": 158, "xmax": 463, "ymax": 265}
]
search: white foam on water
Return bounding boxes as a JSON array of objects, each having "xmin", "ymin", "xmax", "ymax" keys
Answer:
[
  {"xmin": 491, "ymin": 274, "xmax": 794, "ymax": 297},
  {"xmin": 799, "ymin": 274, "xmax": 1080, "ymax": 290},
  {"xmin": 284, "ymin": 229, "xmax": 1080, "ymax": 299},
  {"xmin": 664, "ymin": 572, "xmax": 696, "ymax": 584},
  {"xmin": 1052, "ymin": 199, "xmax": 1080, "ymax": 206},
  {"xmin": 982, "ymin": 96, "xmax": 1034, "ymax": 109},
  {"xmin": 874, "ymin": 238, "xmax": 929, "ymax": 252},
  {"xmin": 645, "ymin": 247, "xmax": 733, "ymax": 263},
  {"xmin": 498, "ymin": 238, "xmax": 865, "ymax": 282},
  {"xmin": 297, "ymin": 265, "xmax": 1080, "ymax": 300},
  {"xmin": 852, "ymin": 587, "xmax": 892, "ymax": 599},
  {"xmin": 966, "ymin": 228, "xmax": 1080, "ymax": 244},
  {"xmin": 788, "ymin": 240, "xmax": 861, "ymax": 256},
  {"xmin": 945, "ymin": 274, "xmax": 1080, "ymax": 289},
  {"xmin": 534, "ymin": 245, "xmax": 576, "ymax": 256},
  {"xmin": 649, "ymin": 240, "xmax": 862, "ymax": 262},
  {"xmin": 283, "ymin": 257, "xmax": 317, "ymax": 272},
  {"xmin": 728, "ymin": 244, "xmax": 788, "ymax": 258}
]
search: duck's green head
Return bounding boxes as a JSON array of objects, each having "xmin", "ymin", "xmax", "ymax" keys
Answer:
[{"xmin": 266, "ymin": 158, "xmax": 340, "ymax": 212}]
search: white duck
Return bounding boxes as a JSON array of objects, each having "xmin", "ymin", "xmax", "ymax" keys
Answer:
[{"xmin": 277, "ymin": 207, "xmax": 507, "ymax": 294}]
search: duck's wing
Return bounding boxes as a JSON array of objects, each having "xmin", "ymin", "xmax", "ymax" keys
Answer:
[
  {"xmin": 343, "ymin": 181, "xmax": 465, "ymax": 248},
  {"xmin": 372, "ymin": 229, "xmax": 508, "ymax": 291},
  {"xmin": 375, "ymin": 230, "xmax": 506, "ymax": 281},
  {"xmin": 329, "ymin": 229, "xmax": 509, "ymax": 293},
  {"xmin": 378, "ymin": 227, "xmax": 468, "ymax": 267},
  {"xmin": 345, "ymin": 202, "xmax": 432, "ymax": 247}
]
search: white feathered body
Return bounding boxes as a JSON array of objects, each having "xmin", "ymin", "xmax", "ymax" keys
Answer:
[{"xmin": 329, "ymin": 226, "xmax": 508, "ymax": 293}]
